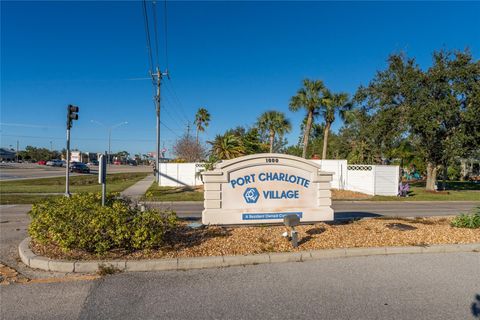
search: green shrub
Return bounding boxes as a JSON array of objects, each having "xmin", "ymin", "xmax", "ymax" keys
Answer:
[
  {"xmin": 451, "ymin": 207, "xmax": 480, "ymax": 229},
  {"xmin": 447, "ymin": 164, "xmax": 461, "ymax": 181},
  {"xmin": 28, "ymin": 193, "xmax": 176, "ymax": 254}
]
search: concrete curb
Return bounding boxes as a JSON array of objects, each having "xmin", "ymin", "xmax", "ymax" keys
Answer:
[{"xmin": 18, "ymin": 237, "xmax": 480, "ymax": 273}]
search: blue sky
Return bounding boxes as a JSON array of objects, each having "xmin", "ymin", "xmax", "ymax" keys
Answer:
[{"xmin": 2, "ymin": 1, "xmax": 479, "ymax": 157}]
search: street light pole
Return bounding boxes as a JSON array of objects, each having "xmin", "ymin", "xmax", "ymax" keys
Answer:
[
  {"xmin": 108, "ymin": 129, "xmax": 112, "ymax": 164},
  {"xmin": 91, "ymin": 120, "xmax": 127, "ymax": 165}
]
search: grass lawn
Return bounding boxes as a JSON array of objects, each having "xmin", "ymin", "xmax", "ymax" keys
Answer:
[
  {"xmin": 0, "ymin": 172, "xmax": 148, "ymax": 204},
  {"xmin": 370, "ymin": 181, "xmax": 480, "ymax": 201},
  {"xmin": 144, "ymin": 184, "xmax": 204, "ymax": 201},
  {"xmin": 142, "ymin": 181, "xmax": 480, "ymax": 202}
]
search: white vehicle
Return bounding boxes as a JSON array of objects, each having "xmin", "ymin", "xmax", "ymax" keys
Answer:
[{"xmin": 46, "ymin": 159, "xmax": 63, "ymax": 167}]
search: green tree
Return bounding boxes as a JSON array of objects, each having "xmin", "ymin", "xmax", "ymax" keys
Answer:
[
  {"xmin": 356, "ymin": 50, "xmax": 480, "ymax": 190},
  {"xmin": 208, "ymin": 133, "xmax": 245, "ymax": 160},
  {"xmin": 256, "ymin": 111, "xmax": 291, "ymax": 153},
  {"xmin": 226, "ymin": 126, "xmax": 268, "ymax": 155},
  {"xmin": 320, "ymin": 90, "xmax": 350, "ymax": 159},
  {"xmin": 19, "ymin": 146, "xmax": 59, "ymax": 162},
  {"xmin": 289, "ymin": 79, "xmax": 326, "ymax": 158},
  {"xmin": 194, "ymin": 107, "xmax": 211, "ymax": 144}
]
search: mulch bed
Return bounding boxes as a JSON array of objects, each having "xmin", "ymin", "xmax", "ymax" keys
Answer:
[
  {"xmin": 31, "ymin": 217, "xmax": 480, "ymax": 261},
  {"xmin": 0, "ymin": 264, "xmax": 29, "ymax": 285}
]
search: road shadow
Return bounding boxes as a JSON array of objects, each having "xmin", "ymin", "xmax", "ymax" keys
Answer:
[
  {"xmin": 334, "ymin": 211, "xmax": 382, "ymax": 221},
  {"xmin": 472, "ymin": 294, "xmax": 480, "ymax": 318},
  {"xmin": 159, "ymin": 172, "xmax": 189, "ymax": 187},
  {"xmin": 163, "ymin": 225, "xmax": 231, "ymax": 251},
  {"xmin": 157, "ymin": 186, "xmax": 196, "ymax": 195}
]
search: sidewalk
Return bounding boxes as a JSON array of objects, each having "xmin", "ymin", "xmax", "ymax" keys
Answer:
[{"xmin": 120, "ymin": 174, "xmax": 155, "ymax": 200}]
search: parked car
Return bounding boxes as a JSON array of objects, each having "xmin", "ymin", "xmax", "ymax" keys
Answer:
[
  {"xmin": 127, "ymin": 160, "xmax": 137, "ymax": 166},
  {"xmin": 87, "ymin": 160, "xmax": 99, "ymax": 166},
  {"xmin": 37, "ymin": 160, "xmax": 47, "ymax": 165},
  {"xmin": 70, "ymin": 163, "xmax": 90, "ymax": 173},
  {"xmin": 46, "ymin": 159, "xmax": 63, "ymax": 167},
  {"xmin": 113, "ymin": 160, "xmax": 121, "ymax": 165}
]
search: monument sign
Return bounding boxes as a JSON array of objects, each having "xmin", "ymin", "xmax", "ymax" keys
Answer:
[{"xmin": 201, "ymin": 153, "xmax": 334, "ymax": 225}]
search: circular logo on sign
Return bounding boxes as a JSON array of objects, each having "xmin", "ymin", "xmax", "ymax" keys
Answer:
[{"xmin": 243, "ymin": 187, "xmax": 260, "ymax": 204}]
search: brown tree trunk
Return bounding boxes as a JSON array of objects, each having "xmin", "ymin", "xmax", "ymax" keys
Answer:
[
  {"xmin": 269, "ymin": 130, "xmax": 275, "ymax": 153},
  {"xmin": 322, "ymin": 122, "xmax": 331, "ymax": 160},
  {"xmin": 425, "ymin": 162, "xmax": 438, "ymax": 191},
  {"xmin": 196, "ymin": 129, "xmax": 199, "ymax": 145},
  {"xmin": 302, "ymin": 111, "xmax": 313, "ymax": 158}
]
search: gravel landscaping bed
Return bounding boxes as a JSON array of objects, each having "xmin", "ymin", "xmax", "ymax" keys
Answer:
[{"xmin": 30, "ymin": 216, "xmax": 480, "ymax": 261}]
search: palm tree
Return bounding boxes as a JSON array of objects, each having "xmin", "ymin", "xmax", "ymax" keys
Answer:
[
  {"xmin": 320, "ymin": 90, "xmax": 350, "ymax": 159},
  {"xmin": 256, "ymin": 111, "xmax": 291, "ymax": 153},
  {"xmin": 208, "ymin": 133, "xmax": 245, "ymax": 160},
  {"xmin": 289, "ymin": 79, "xmax": 325, "ymax": 158},
  {"xmin": 194, "ymin": 108, "xmax": 211, "ymax": 144}
]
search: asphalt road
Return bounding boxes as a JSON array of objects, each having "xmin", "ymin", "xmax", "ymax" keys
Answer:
[
  {"xmin": 1, "ymin": 252, "xmax": 479, "ymax": 320},
  {"xmin": 0, "ymin": 163, "xmax": 151, "ymax": 181},
  {"xmin": 147, "ymin": 201, "xmax": 480, "ymax": 219}
]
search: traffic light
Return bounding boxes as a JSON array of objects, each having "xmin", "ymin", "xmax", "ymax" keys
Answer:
[{"xmin": 67, "ymin": 104, "xmax": 79, "ymax": 129}]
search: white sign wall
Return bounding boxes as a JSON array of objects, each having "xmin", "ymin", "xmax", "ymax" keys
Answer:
[{"xmin": 201, "ymin": 153, "xmax": 334, "ymax": 225}]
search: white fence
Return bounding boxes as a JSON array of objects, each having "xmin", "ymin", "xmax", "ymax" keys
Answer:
[
  {"xmin": 373, "ymin": 165, "xmax": 400, "ymax": 196},
  {"xmin": 311, "ymin": 159, "xmax": 347, "ymax": 189},
  {"xmin": 158, "ymin": 163, "xmax": 204, "ymax": 187},
  {"xmin": 346, "ymin": 165, "xmax": 376, "ymax": 195},
  {"xmin": 158, "ymin": 160, "xmax": 399, "ymax": 196}
]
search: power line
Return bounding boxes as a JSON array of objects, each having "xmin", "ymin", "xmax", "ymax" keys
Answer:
[
  {"xmin": 162, "ymin": 101, "xmax": 185, "ymax": 125},
  {"xmin": 0, "ymin": 134, "xmax": 166, "ymax": 143},
  {"xmin": 163, "ymin": 0, "xmax": 169, "ymax": 70},
  {"xmin": 142, "ymin": 0, "xmax": 154, "ymax": 75},
  {"xmin": 160, "ymin": 121, "xmax": 181, "ymax": 137},
  {"xmin": 151, "ymin": 0, "xmax": 160, "ymax": 68},
  {"xmin": 161, "ymin": 91, "xmax": 189, "ymax": 124},
  {"xmin": 163, "ymin": 80, "xmax": 190, "ymax": 122},
  {"xmin": 0, "ymin": 122, "xmax": 61, "ymax": 129},
  {"xmin": 149, "ymin": 98, "xmax": 182, "ymax": 137}
]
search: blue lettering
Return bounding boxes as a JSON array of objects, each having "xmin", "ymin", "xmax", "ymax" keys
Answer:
[
  {"xmin": 237, "ymin": 177, "xmax": 245, "ymax": 186},
  {"xmin": 262, "ymin": 190, "xmax": 300, "ymax": 199}
]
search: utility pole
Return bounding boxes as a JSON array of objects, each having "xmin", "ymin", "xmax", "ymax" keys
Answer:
[
  {"xmin": 152, "ymin": 67, "xmax": 168, "ymax": 186},
  {"xmin": 186, "ymin": 121, "xmax": 191, "ymax": 138}
]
